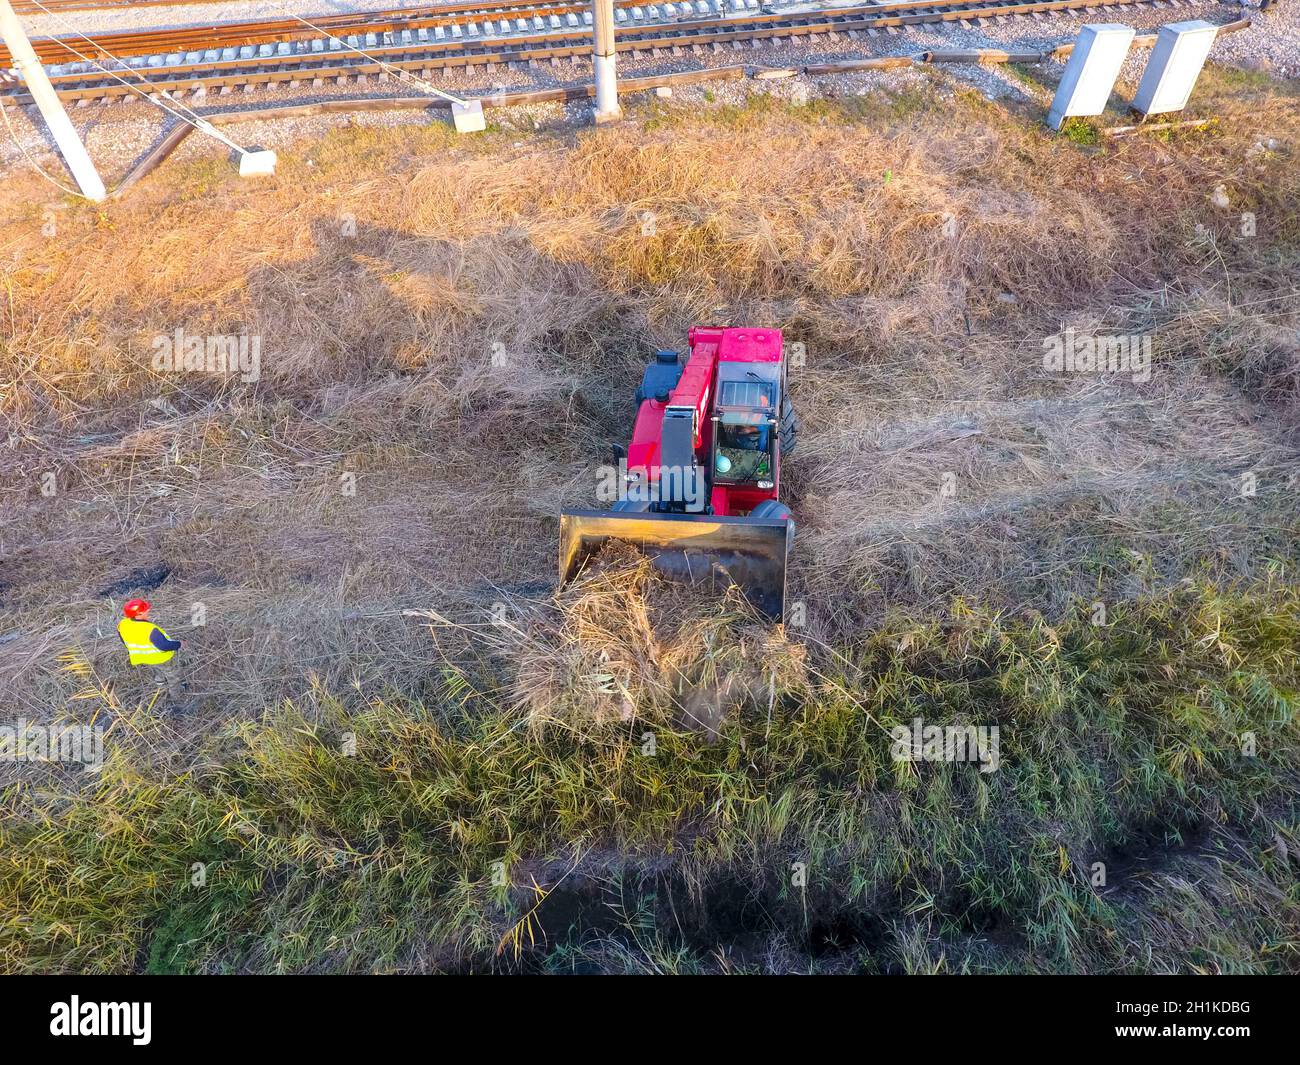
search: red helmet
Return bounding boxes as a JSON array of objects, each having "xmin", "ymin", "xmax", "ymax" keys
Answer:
[{"xmin": 123, "ymin": 599, "xmax": 151, "ymax": 619}]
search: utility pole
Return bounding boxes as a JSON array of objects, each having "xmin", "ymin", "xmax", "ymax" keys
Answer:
[
  {"xmin": 591, "ymin": 0, "xmax": 621, "ymax": 124},
  {"xmin": 0, "ymin": 0, "xmax": 106, "ymax": 200}
]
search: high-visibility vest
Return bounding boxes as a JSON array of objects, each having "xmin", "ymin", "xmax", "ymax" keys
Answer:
[{"xmin": 117, "ymin": 617, "xmax": 176, "ymax": 666}]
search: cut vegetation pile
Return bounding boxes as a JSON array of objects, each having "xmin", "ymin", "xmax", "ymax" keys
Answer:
[
  {"xmin": 1, "ymin": 65, "xmax": 1299, "ymax": 972},
  {"xmin": 494, "ymin": 544, "xmax": 808, "ymax": 732}
]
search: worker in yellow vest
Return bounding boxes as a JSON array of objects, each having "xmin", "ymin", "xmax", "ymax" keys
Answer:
[{"xmin": 117, "ymin": 599, "xmax": 186, "ymax": 707}]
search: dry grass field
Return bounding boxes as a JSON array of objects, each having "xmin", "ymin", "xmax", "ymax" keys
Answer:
[{"xmin": 1, "ymin": 64, "xmax": 1299, "ymax": 973}]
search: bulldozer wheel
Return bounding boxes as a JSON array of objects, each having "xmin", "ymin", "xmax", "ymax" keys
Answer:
[
  {"xmin": 749, "ymin": 499, "xmax": 795, "ymax": 538},
  {"xmin": 780, "ymin": 396, "xmax": 800, "ymax": 456}
]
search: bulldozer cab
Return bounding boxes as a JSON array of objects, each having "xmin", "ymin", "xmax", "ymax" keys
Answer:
[
  {"xmin": 713, "ymin": 412, "xmax": 776, "ymax": 486},
  {"xmin": 711, "ymin": 359, "xmax": 782, "ymax": 490}
]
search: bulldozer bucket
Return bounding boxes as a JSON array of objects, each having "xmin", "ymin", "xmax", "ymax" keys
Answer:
[{"xmin": 558, "ymin": 510, "xmax": 792, "ymax": 620}]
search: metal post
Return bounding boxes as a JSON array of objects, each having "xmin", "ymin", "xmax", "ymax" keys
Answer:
[
  {"xmin": 0, "ymin": 0, "xmax": 105, "ymax": 200},
  {"xmin": 592, "ymin": 0, "xmax": 621, "ymax": 124}
]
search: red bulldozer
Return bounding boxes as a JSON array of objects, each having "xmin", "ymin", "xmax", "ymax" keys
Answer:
[{"xmin": 559, "ymin": 326, "xmax": 799, "ymax": 619}]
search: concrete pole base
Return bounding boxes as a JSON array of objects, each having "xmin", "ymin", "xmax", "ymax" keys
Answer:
[
  {"xmin": 238, "ymin": 149, "xmax": 278, "ymax": 177},
  {"xmin": 592, "ymin": 47, "xmax": 619, "ymax": 126},
  {"xmin": 451, "ymin": 99, "xmax": 486, "ymax": 133}
]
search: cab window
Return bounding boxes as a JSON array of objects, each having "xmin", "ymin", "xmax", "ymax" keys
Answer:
[{"xmin": 715, "ymin": 422, "xmax": 772, "ymax": 483}]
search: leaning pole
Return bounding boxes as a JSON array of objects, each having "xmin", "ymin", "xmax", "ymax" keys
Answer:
[
  {"xmin": 591, "ymin": 0, "xmax": 621, "ymax": 123},
  {"xmin": 0, "ymin": 0, "xmax": 106, "ymax": 200}
]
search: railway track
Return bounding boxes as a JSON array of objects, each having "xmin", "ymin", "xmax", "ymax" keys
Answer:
[
  {"xmin": 4, "ymin": 1, "xmax": 644, "ymax": 64},
  {"xmin": 2, "ymin": 0, "xmax": 1218, "ymax": 105},
  {"xmin": 10, "ymin": 0, "xmax": 215, "ymax": 11}
]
